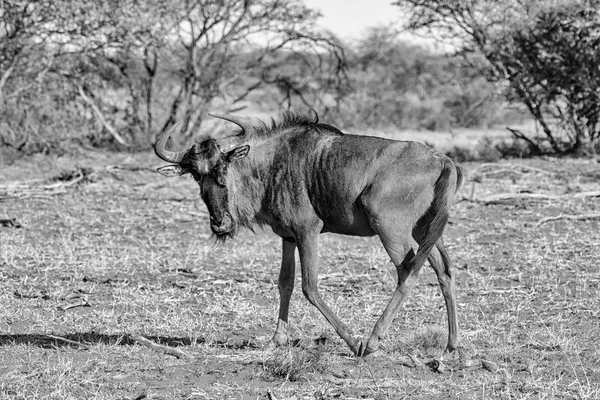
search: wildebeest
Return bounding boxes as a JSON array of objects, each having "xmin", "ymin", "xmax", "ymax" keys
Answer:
[{"xmin": 154, "ymin": 112, "xmax": 463, "ymax": 357}]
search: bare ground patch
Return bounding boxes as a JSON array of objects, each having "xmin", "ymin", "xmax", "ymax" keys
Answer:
[{"xmin": 1, "ymin": 153, "xmax": 599, "ymax": 399}]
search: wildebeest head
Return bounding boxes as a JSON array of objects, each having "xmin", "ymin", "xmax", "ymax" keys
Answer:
[{"xmin": 154, "ymin": 114, "xmax": 251, "ymax": 239}]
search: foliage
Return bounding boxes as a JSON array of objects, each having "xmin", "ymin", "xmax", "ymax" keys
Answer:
[
  {"xmin": 8, "ymin": 0, "xmax": 589, "ymax": 158},
  {"xmin": 395, "ymin": 0, "xmax": 600, "ymax": 155},
  {"xmin": 0, "ymin": 1, "xmax": 137, "ymax": 151},
  {"xmin": 1, "ymin": 0, "xmax": 346, "ymax": 149},
  {"xmin": 329, "ymin": 26, "xmax": 512, "ymax": 131}
]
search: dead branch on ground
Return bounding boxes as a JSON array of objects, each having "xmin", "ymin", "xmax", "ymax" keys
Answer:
[
  {"xmin": 132, "ymin": 335, "xmax": 195, "ymax": 360},
  {"xmin": 0, "ymin": 218, "xmax": 21, "ymax": 228},
  {"xmin": 46, "ymin": 334, "xmax": 91, "ymax": 349},
  {"xmin": 58, "ymin": 300, "xmax": 91, "ymax": 311},
  {"xmin": 473, "ymin": 162, "xmax": 555, "ymax": 179},
  {"xmin": 467, "ymin": 190, "xmax": 600, "ymax": 205},
  {"xmin": 0, "ymin": 169, "xmax": 89, "ymax": 202},
  {"xmin": 536, "ymin": 213, "xmax": 600, "ymax": 226}
]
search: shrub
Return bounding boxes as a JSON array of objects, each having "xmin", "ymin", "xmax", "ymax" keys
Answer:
[{"xmin": 262, "ymin": 347, "xmax": 328, "ymax": 382}]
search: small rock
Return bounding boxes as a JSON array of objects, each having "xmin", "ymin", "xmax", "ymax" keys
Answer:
[
  {"xmin": 0, "ymin": 218, "xmax": 21, "ymax": 228},
  {"xmin": 482, "ymin": 359, "xmax": 498, "ymax": 372}
]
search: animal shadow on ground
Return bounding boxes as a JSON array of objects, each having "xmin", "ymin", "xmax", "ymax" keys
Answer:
[{"xmin": 0, "ymin": 332, "xmax": 258, "ymax": 350}]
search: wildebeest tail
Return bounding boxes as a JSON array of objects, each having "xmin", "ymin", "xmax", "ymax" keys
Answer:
[
  {"xmin": 407, "ymin": 160, "xmax": 455, "ymax": 270},
  {"xmin": 455, "ymin": 164, "xmax": 464, "ymax": 193}
]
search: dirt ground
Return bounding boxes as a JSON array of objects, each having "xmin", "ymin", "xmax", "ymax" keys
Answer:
[{"xmin": 1, "ymin": 150, "xmax": 599, "ymax": 399}]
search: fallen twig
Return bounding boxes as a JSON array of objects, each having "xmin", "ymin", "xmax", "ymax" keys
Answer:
[
  {"xmin": 132, "ymin": 335, "xmax": 194, "ymax": 360},
  {"xmin": 58, "ymin": 300, "xmax": 91, "ymax": 311},
  {"xmin": 1, "ymin": 218, "xmax": 21, "ymax": 228},
  {"xmin": 46, "ymin": 334, "xmax": 90, "ymax": 349},
  {"xmin": 395, "ymin": 354, "xmax": 421, "ymax": 368},
  {"xmin": 14, "ymin": 290, "xmax": 49, "ymax": 300},
  {"xmin": 469, "ymin": 190, "xmax": 600, "ymax": 205},
  {"xmin": 481, "ymin": 359, "xmax": 499, "ymax": 372},
  {"xmin": 536, "ymin": 213, "xmax": 600, "ymax": 226},
  {"xmin": 477, "ymin": 162, "xmax": 554, "ymax": 176},
  {"xmin": 105, "ymin": 164, "xmax": 155, "ymax": 173},
  {"xmin": 0, "ymin": 169, "xmax": 89, "ymax": 202}
]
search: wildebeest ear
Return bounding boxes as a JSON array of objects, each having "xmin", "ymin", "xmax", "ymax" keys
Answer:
[
  {"xmin": 226, "ymin": 145, "xmax": 250, "ymax": 162},
  {"xmin": 156, "ymin": 165, "xmax": 189, "ymax": 177}
]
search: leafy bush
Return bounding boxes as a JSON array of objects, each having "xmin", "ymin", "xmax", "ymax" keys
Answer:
[
  {"xmin": 398, "ymin": 0, "xmax": 600, "ymax": 155},
  {"xmin": 329, "ymin": 27, "xmax": 514, "ymax": 132}
]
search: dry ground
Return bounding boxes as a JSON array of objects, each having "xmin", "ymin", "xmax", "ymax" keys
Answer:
[{"xmin": 1, "ymin": 149, "xmax": 599, "ymax": 400}]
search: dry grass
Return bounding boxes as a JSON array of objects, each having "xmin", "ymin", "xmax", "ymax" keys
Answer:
[
  {"xmin": 1, "ymin": 149, "xmax": 600, "ymax": 399},
  {"xmin": 262, "ymin": 347, "xmax": 329, "ymax": 382},
  {"xmin": 356, "ymin": 124, "xmax": 516, "ymax": 153}
]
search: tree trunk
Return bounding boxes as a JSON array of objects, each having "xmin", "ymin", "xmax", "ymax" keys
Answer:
[{"xmin": 572, "ymin": 134, "xmax": 596, "ymax": 156}]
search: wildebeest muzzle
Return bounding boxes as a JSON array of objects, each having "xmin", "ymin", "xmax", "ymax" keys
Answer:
[{"xmin": 210, "ymin": 211, "xmax": 233, "ymax": 235}]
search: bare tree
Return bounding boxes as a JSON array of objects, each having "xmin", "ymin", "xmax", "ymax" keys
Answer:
[
  {"xmin": 0, "ymin": 1, "xmax": 74, "ymax": 150},
  {"xmin": 61, "ymin": 0, "xmax": 346, "ymax": 144},
  {"xmin": 0, "ymin": 1, "xmax": 59, "ymax": 104},
  {"xmin": 395, "ymin": 0, "xmax": 600, "ymax": 155},
  {"xmin": 1, "ymin": 0, "xmax": 346, "ymax": 150}
]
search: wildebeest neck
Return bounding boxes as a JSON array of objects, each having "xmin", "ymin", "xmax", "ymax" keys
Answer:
[
  {"xmin": 224, "ymin": 139, "xmax": 278, "ymax": 233},
  {"xmin": 208, "ymin": 112, "xmax": 345, "ymax": 239}
]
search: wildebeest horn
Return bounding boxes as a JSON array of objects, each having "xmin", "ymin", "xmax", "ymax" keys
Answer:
[
  {"xmin": 209, "ymin": 113, "xmax": 253, "ymax": 134},
  {"xmin": 308, "ymin": 108, "xmax": 319, "ymax": 123},
  {"xmin": 154, "ymin": 122, "xmax": 187, "ymax": 163}
]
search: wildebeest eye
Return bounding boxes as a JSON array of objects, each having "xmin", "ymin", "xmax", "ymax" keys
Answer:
[{"xmin": 211, "ymin": 161, "xmax": 228, "ymax": 187}]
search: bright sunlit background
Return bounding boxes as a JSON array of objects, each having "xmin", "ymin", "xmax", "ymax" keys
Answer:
[{"xmin": 303, "ymin": 0, "xmax": 401, "ymax": 40}]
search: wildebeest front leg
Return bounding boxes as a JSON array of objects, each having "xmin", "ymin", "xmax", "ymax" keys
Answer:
[
  {"xmin": 297, "ymin": 234, "xmax": 362, "ymax": 355},
  {"xmin": 265, "ymin": 239, "xmax": 296, "ymax": 350}
]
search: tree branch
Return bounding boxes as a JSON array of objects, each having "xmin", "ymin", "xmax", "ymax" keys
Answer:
[
  {"xmin": 77, "ymin": 84, "xmax": 130, "ymax": 147},
  {"xmin": 506, "ymin": 127, "xmax": 542, "ymax": 154}
]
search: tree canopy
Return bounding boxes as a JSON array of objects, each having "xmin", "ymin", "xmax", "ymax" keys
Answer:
[
  {"xmin": 1, "ymin": 0, "xmax": 345, "ymax": 149},
  {"xmin": 395, "ymin": 0, "xmax": 600, "ymax": 154}
]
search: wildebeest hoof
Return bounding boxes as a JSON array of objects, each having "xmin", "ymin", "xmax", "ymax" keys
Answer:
[
  {"xmin": 263, "ymin": 341, "xmax": 278, "ymax": 352},
  {"xmin": 361, "ymin": 337, "xmax": 379, "ymax": 357},
  {"xmin": 351, "ymin": 340, "xmax": 377, "ymax": 357},
  {"xmin": 264, "ymin": 333, "xmax": 288, "ymax": 351},
  {"xmin": 350, "ymin": 340, "xmax": 364, "ymax": 357}
]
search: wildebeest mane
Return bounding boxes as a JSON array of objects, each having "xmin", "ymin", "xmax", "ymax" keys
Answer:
[
  {"xmin": 206, "ymin": 111, "xmax": 345, "ymax": 244},
  {"xmin": 241, "ymin": 111, "xmax": 343, "ymax": 139}
]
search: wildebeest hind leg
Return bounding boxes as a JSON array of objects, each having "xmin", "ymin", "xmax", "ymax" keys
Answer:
[
  {"xmin": 265, "ymin": 239, "xmax": 297, "ymax": 350},
  {"xmin": 427, "ymin": 240, "xmax": 459, "ymax": 353},
  {"xmin": 362, "ymin": 235, "xmax": 422, "ymax": 357}
]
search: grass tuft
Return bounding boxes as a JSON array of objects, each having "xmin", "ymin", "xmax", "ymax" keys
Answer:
[
  {"xmin": 262, "ymin": 347, "xmax": 329, "ymax": 382},
  {"xmin": 393, "ymin": 327, "xmax": 446, "ymax": 355}
]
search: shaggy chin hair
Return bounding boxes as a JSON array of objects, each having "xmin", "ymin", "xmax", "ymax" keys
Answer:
[{"xmin": 211, "ymin": 226, "xmax": 238, "ymax": 244}]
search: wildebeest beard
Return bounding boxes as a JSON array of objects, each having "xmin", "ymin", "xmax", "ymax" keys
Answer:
[
  {"xmin": 206, "ymin": 168, "xmax": 259, "ymax": 245},
  {"xmin": 211, "ymin": 223, "xmax": 238, "ymax": 243},
  {"xmin": 210, "ymin": 209, "xmax": 257, "ymax": 244}
]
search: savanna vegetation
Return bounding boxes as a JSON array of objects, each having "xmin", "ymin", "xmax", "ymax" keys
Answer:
[
  {"xmin": 1, "ymin": 139, "xmax": 600, "ymax": 400},
  {"xmin": 2, "ymin": 1, "xmax": 600, "ymax": 399},
  {"xmin": 4, "ymin": 0, "xmax": 598, "ymax": 158},
  {"xmin": 396, "ymin": 0, "xmax": 600, "ymax": 155}
]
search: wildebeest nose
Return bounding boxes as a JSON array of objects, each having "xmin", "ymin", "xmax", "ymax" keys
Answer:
[{"xmin": 210, "ymin": 212, "xmax": 232, "ymax": 233}]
